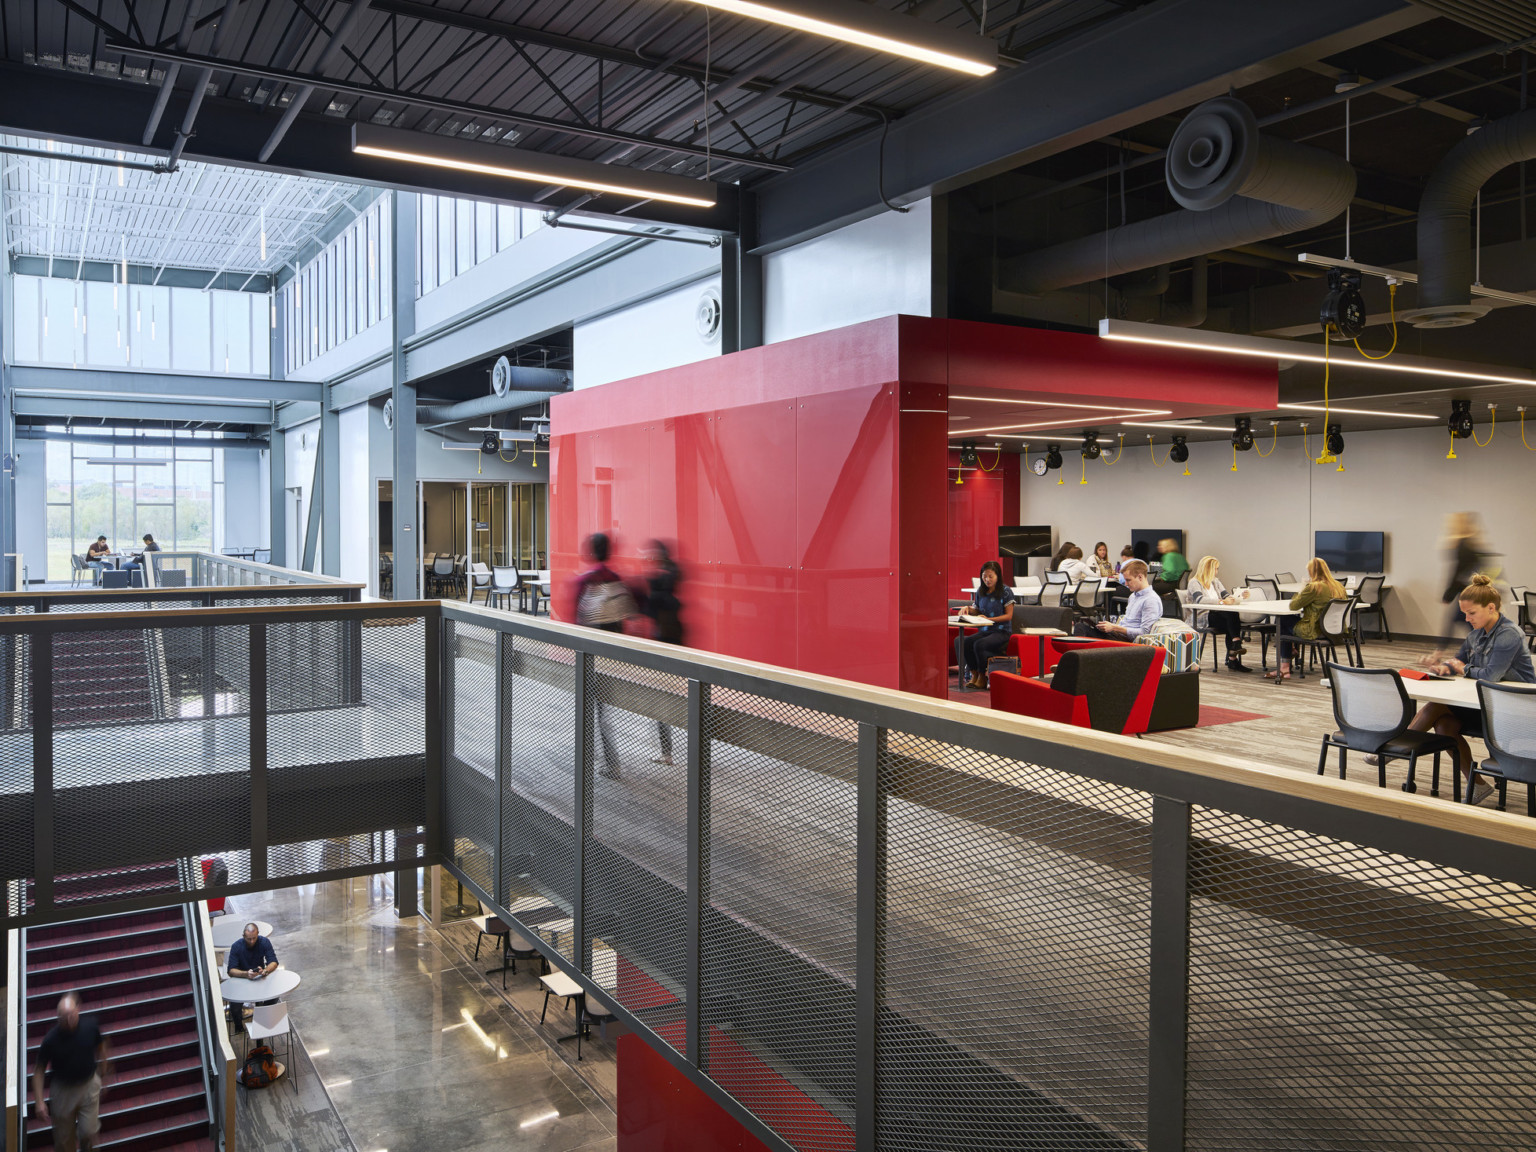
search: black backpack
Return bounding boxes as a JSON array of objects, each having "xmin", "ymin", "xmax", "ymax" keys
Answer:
[{"xmin": 240, "ymin": 1045, "xmax": 278, "ymax": 1089}]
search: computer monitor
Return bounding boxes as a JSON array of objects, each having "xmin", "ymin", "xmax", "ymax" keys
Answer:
[
  {"xmin": 1315, "ymin": 531, "xmax": 1384, "ymax": 573},
  {"xmin": 1130, "ymin": 529, "xmax": 1184, "ymax": 563},
  {"xmin": 998, "ymin": 525, "xmax": 1053, "ymax": 560}
]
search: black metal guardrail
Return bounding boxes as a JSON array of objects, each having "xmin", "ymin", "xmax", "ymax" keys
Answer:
[
  {"xmin": 6, "ymin": 585, "xmax": 1536, "ymax": 1152},
  {"xmin": 435, "ymin": 600, "xmax": 1536, "ymax": 1152}
]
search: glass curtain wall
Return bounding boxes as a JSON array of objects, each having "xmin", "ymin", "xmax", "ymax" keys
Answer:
[
  {"xmin": 44, "ymin": 430, "xmax": 226, "ymax": 580},
  {"xmin": 509, "ymin": 483, "xmax": 547, "ymax": 569}
]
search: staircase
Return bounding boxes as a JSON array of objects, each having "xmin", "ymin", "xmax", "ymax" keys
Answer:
[
  {"xmin": 51, "ymin": 630, "xmax": 159, "ymax": 728},
  {"xmin": 22, "ymin": 906, "xmax": 215, "ymax": 1152}
]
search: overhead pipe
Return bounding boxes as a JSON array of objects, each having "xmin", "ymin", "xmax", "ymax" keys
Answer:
[
  {"xmin": 999, "ymin": 97, "xmax": 1354, "ymax": 294},
  {"xmin": 414, "ymin": 366, "xmax": 569, "ymax": 426},
  {"xmin": 257, "ymin": 0, "xmax": 375, "ymax": 163},
  {"xmin": 1405, "ymin": 107, "xmax": 1536, "ymax": 328}
]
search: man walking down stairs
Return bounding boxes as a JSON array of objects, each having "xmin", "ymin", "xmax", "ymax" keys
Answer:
[
  {"xmin": 25, "ymin": 905, "xmax": 215, "ymax": 1152},
  {"xmin": 32, "ymin": 993, "xmax": 105, "ymax": 1152}
]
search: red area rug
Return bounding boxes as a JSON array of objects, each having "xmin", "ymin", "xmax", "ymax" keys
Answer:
[{"xmin": 947, "ymin": 685, "xmax": 1267, "ymax": 729}]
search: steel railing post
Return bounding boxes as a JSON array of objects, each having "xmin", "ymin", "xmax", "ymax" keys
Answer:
[
  {"xmin": 686, "ymin": 679, "xmax": 710, "ymax": 1068},
  {"xmin": 1149, "ymin": 795, "xmax": 1191, "ymax": 1152},
  {"xmin": 31, "ymin": 630, "xmax": 53, "ymax": 913},
  {"xmin": 854, "ymin": 722, "xmax": 885, "ymax": 1152},
  {"xmin": 249, "ymin": 623, "xmax": 268, "ymax": 884},
  {"xmin": 574, "ymin": 650, "xmax": 592, "ymax": 972}
]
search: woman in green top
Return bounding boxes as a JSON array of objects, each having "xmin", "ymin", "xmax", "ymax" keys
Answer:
[
  {"xmin": 1265, "ymin": 557, "xmax": 1346, "ymax": 681},
  {"xmin": 1153, "ymin": 537, "xmax": 1189, "ymax": 594}
]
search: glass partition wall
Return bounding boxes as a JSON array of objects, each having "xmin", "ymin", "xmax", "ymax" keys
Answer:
[
  {"xmin": 380, "ymin": 479, "xmax": 546, "ymax": 598},
  {"xmin": 44, "ymin": 429, "xmax": 227, "ymax": 580}
]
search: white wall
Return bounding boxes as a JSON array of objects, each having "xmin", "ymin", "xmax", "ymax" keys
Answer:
[
  {"xmin": 573, "ymin": 275, "xmax": 720, "ymax": 389},
  {"xmin": 414, "ymin": 224, "xmax": 609, "ymax": 334},
  {"xmin": 338, "ymin": 405, "xmax": 371, "ymax": 585},
  {"xmin": 14, "ymin": 446, "xmax": 44, "ymax": 586},
  {"xmin": 1019, "ymin": 424, "xmax": 1536, "ymax": 637},
  {"xmin": 763, "ymin": 199, "xmax": 931, "ymax": 345},
  {"xmin": 222, "ymin": 451, "xmax": 266, "ymax": 551}
]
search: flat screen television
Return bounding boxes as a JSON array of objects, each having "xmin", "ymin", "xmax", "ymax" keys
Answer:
[
  {"xmin": 999, "ymin": 525, "xmax": 1053, "ymax": 560},
  {"xmin": 1315, "ymin": 531, "xmax": 1384, "ymax": 573},
  {"xmin": 1130, "ymin": 529, "xmax": 1184, "ymax": 563}
]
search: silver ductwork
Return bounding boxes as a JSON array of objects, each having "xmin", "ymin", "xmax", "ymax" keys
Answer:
[
  {"xmin": 1404, "ymin": 108, "xmax": 1536, "ymax": 328},
  {"xmin": 999, "ymin": 97, "xmax": 1355, "ymax": 295},
  {"xmin": 415, "ymin": 365, "xmax": 570, "ymax": 426}
]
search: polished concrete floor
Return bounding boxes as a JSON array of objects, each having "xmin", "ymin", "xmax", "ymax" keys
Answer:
[{"xmin": 228, "ymin": 875, "xmax": 617, "ymax": 1152}]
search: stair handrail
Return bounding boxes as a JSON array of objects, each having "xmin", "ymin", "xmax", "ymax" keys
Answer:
[
  {"xmin": 185, "ymin": 902, "xmax": 237, "ymax": 1152},
  {"xmin": 5, "ymin": 926, "xmax": 22, "ymax": 1152}
]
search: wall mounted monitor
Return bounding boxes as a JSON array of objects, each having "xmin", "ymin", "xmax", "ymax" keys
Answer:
[
  {"xmin": 1130, "ymin": 530, "xmax": 1184, "ymax": 563},
  {"xmin": 999, "ymin": 525, "xmax": 1053, "ymax": 560},
  {"xmin": 1315, "ymin": 531, "xmax": 1385, "ymax": 573}
]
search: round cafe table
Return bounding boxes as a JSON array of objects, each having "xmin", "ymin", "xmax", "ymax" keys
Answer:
[
  {"xmin": 219, "ymin": 969, "xmax": 301, "ymax": 1004},
  {"xmin": 210, "ymin": 918, "xmax": 273, "ymax": 949}
]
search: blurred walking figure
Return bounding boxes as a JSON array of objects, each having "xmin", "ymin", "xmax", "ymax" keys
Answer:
[
  {"xmin": 573, "ymin": 533, "xmax": 638, "ymax": 779},
  {"xmin": 1441, "ymin": 513, "xmax": 1496, "ymax": 647},
  {"xmin": 642, "ymin": 540, "xmax": 684, "ymax": 765},
  {"xmin": 33, "ymin": 993, "xmax": 108, "ymax": 1152}
]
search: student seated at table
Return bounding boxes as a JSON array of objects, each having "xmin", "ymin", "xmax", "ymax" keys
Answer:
[
  {"xmin": 1079, "ymin": 559, "xmax": 1160, "ymax": 638},
  {"xmin": 1397, "ymin": 575, "xmax": 1535, "ymax": 805},
  {"xmin": 121, "ymin": 534, "xmax": 160, "ymax": 574},
  {"xmin": 957, "ymin": 561, "xmax": 1014, "ymax": 689},
  {"xmin": 1151, "ymin": 538, "xmax": 1189, "ymax": 595},
  {"xmin": 86, "ymin": 536, "xmax": 110, "ymax": 575},
  {"xmin": 226, "ymin": 923, "xmax": 279, "ymax": 1028},
  {"xmin": 1048, "ymin": 541, "xmax": 1078, "ymax": 573},
  {"xmin": 1190, "ymin": 555, "xmax": 1251, "ymax": 672},
  {"xmin": 1265, "ymin": 557, "xmax": 1345, "ymax": 682},
  {"xmin": 1090, "ymin": 542, "xmax": 1115, "ymax": 579},
  {"xmin": 1057, "ymin": 546, "xmax": 1094, "ymax": 584},
  {"xmin": 1113, "ymin": 545, "xmax": 1135, "ymax": 578}
]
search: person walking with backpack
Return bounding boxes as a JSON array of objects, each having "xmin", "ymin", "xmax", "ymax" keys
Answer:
[{"xmin": 572, "ymin": 533, "xmax": 637, "ymax": 779}]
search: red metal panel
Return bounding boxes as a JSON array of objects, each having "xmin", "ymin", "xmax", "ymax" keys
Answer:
[{"xmin": 617, "ymin": 1033, "xmax": 775, "ymax": 1152}]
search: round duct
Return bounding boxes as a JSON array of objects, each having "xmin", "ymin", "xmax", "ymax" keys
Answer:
[
  {"xmin": 382, "ymin": 398, "xmax": 394, "ymax": 430},
  {"xmin": 696, "ymin": 287, "xmax": 722, "ymax": 344},
  {"xmin": 491, "ymin": 355, "xmax": 513, "ymax": 397},
  {"xmin": 1167, "ymin": 97, "xmax": 1258, "ymax": 211}
]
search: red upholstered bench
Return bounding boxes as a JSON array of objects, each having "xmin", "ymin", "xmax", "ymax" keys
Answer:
[{"xmin": 990, "ymin": 643, "xmax": 1165, "ymax": 735}]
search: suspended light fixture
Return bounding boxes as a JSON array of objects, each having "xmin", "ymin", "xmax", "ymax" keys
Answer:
[
  {"xmin": 676, "ymin": 0, "xmax": 997, "ymax": 75},
  {"xmin": 1169, "ymin": 436, "xmax": 1190, "ymax": 464},
  {"xmin": 351, "ymin": 124, "xmax": 719, "ymax": 208},
  {"xmin": 260, "ymin": 206, "xmax": 267, "ymax": 261}
]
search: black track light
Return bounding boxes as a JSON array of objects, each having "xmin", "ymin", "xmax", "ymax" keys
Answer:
[
  {"xmin": 958, "ymin": 439, "xmax": 979, "ymax": 468},
  {"xmin": 1045, "ymin": 444, "xmax": 1064, "ymax": 470},
  {"xmin": 1231, "ymin": 416, "xmax": 1254, "ymax": 451},
  {"xmin": 1080, "ymin": 431, "xmax": 1101, "ymax": 460},
  {"xmin": 1447, "ymin": 399, "xmax": 1475, "ymax": 439},
  {"xmin": 1169, "ymin": 436, "xmax": 1189, "ymax": 464},
  {"xmin": 1325, "ymin": 423, "xmax": 1345, "ymax": 455},
  {"xmin": 481, "ymin": 432, "xmax": 500, "ymax": 454}
]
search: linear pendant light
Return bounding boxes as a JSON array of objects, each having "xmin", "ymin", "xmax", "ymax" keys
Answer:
[
  {"xmin": 678, "ymin": 0, "xmax": 997, "ymax": 75},
  {"xmin": 1098, "ymin": 319, "xmax": 1536, "ymax": 388},
  {"xmin": 351, "ymin": 124, "xmax": 718, "ymax": 209}
]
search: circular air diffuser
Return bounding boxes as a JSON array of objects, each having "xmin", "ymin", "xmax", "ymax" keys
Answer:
[
  {"xmin": 491, "ymin": 355, "xmax": 513, "ymax": 397},
  {"xmin": 1166, "ymin": 96, "xmax": 1260, "ymax": 211}
]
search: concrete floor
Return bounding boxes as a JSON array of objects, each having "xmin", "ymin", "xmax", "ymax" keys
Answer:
[{"xmin": 228, "ymin": 875, "xmax": 617, "ymax": 1152}]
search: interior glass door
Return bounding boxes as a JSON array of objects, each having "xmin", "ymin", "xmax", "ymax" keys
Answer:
[{"xmin": 470, "ymin": 483, "xmax": 507, "ymax": 568}]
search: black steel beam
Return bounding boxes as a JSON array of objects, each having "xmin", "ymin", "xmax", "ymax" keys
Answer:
[
  {"xmin": 752, "ymin": 0, "xmax": 1422, "ymax": 249},
  {"xmin": 0, "ymin": 64, "xmax": 741, "ymax": 235}
]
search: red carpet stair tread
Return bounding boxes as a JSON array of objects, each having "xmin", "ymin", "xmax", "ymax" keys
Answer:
[
  {"xmin": 50, "ymin": 631, "xmax": 157, "ymax": 728},
  {"xmin": 23, "ymin": 895, "xmax": 215, "ymax": 1151}
]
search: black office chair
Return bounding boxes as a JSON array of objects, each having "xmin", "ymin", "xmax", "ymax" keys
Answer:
[
  {"xmin": 1318, "ymin": 665, "xmax": 1458, "ymax": 795},
  {"xmin": 1522, "ymin": 592, "xmax": 1536, "ymax": 653},
  {"xmin": 1242, "ymin": 577, "xmax": 1282, "ymax": 669},
  {"xmin": 1283, "ymin": 599, "xmax": 1353, "ymax": 679},
  {"xmin": 1353, "ymin": 574, "xmax": 1391, "ymax": 642},
  {"xmin": 1275, "ymin": 571, "xmax": 1297, "ymax": 584},
  {"xmin": 101, "ymin": 569, "xmax": 132, "ymax": 589},
  {"xmin": 1070, "ymin": 579, "xmax": 1105, "ymax": 624},
  {"xmin": 1472, "ymin": 681, "xmax": 1536, "ymax": 812}
]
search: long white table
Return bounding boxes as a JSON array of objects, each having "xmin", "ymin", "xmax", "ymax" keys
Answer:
[
  {"xmin": 1182, "ymin": 599, "xmax": 1301, "ymax": 616},
  {"xmin": 1401, "ymin": 676, "xmax": 1479, "ymax": 708}
]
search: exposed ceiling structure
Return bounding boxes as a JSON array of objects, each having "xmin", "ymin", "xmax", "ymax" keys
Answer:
[{"xmin": 1, "ymin": 135, "xmax": 362, "ymax": 287}]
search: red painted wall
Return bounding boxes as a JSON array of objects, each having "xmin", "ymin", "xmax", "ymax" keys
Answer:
[
  {"xmin": 551, "ymin": 315, "xmax": 1273, "ymax": 698},
  {"xmin": 948, "ymin": 447, "xmax": 1021, "ymax": 590},
  {"xmin": 618, "ymin": 1034, "xmax": 775, "ymax": 1152}
]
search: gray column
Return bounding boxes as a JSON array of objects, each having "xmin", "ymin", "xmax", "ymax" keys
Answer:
[
  {"xmin": 390, "ymin": 191, "xmax": 420, "ymax": 599},
  {"xmin": 320, "ymin": 383, "xmax": 340, "ymax": 576},
  {"xmin": 721, "ymin": 190, "xmax": 762, "ymax": 354},
  {"xmin": 267, "ymin": 429, "xmax": 286, "ymax": 568},
  {"xmin": 0, "ymin": 251, "xmax": 15, "ymax": 581}
]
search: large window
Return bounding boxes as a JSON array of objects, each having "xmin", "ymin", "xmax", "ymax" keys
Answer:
[
  {"xmin": 44, "ymin": 430, "xmax": 229, "ymax": 580},
  {"xmin": 280, "ymin": 194, "xmax": 391, "ymax": 374},
  {"xmin": 415, "ymin": 194, "xmax": 543, "ymax": 296}
]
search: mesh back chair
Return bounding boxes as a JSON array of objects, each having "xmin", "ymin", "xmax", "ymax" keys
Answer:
[
  {"xmin": 428, "ymin": 555, "xmax": 455, "ymax": 596},
  {"xmin": 1284, "ymin": 599, "xmax": 1353, "ymax": 680},
  {"xmin": 1177, "ymin": 569, "xmax": 1191, "ymax": 590},
  {"xmin": 1181, "ymin": 590, "xmax": 1226, "ymax": 670},
  {"xmin": 1511, "ymin": 585, "xmax": 1529, "ymax": 630},
  {"xmin": 488, "ymin": 566, "xmax": 519, "ymax": 610},
  {"xmin": 1240, "ymin": 577, "xmax": 1282, "ymax": 669},
  {"xmin": 1071, "ymin": 579, "xmax": 1105, "ymax": 623},
  {"xmin": 1353, "ymin": 574, "xmax": 1392, "ymax": 642},
  {"xmin": 70, "ymin": 554, "xmax": 87, "ymax": 586},
  {"xmin": 1523, "ymin": 592, "xmax": 1536, "ymax": 652},
  {"xmin": 1319, "ymin": 665, "xmax": 1458, "ymax": 794},
  {"xmin": 1042, "ymin": 570, "xmax": 1071, "ymax": 607},
  {"xmin": 1473, "ymin": 681, "xmax": 1536, "ymax": 812},
  {"xmin": 469, "ymin": 562, "xmax": 492, "ymax": 604},
  {"xmin": 1014, "ymin": 581, "xmax": 1043, "ymax": 606},
  {"xmin": 1275, "ymin": 571, "xmax": 1297, "ymax": 584}
]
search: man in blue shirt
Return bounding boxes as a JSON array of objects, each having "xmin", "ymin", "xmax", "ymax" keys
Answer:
[
  {"xmin": 1083, "ymin": 560, "xmax": 1162, "ymax": 639},
  {"xmin": 226, "ymin": 923, "xmax": 279, "ymax": 1030}
]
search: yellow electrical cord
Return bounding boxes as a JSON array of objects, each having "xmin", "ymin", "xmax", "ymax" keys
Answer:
[
  {"xmin": 1231, "ymin": 443, "xmax": 1238, "ymax": 472},
  {"xmin": 1522, "ymin": 409, "xmax": 1536, "ymax": 450},
  {"xmin": 1353, "ymin": 281, "xmax": 1398, "ymax": 360},
  {"xmin": 976, "ymin": 446, "xmax": 1003, "ymax": 471},
  {"xmin": 1315, "ymin": 327, "xmax": 1337, "ymax": 465},
  {"xmin": 1080, "ymin": 456, "xmax": 1088, "ymax": 485},
  {"xmin": 498, "ymin": 443, "xmax": 522, "ymax": 464},
  {"xmin": 1255, "ymin": 422, "xmax": 1278, "ymax": 457},
  {"xmin": 1472, "ymin": 406, "xmax": 1497, "ymax": 447},
  {"xmin": 1100, "ymin": 433, "xmax": 1126, "ymax": 465},
  {"xmin": 1149, "ymin": 435, "xmax": 1170, "ymax": 467}
]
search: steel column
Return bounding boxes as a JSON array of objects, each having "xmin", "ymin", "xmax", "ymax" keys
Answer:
[
  {"xmin": 854, "ymin": 722, "xmax": 885, "ymax": 1152},
  {"xmin": 1149, "ymin": 796, "xmax": 1191, "ymax": 1152},
  {"xmin": 390, "ymin": 191, "xmax": 420, "ymax": 599},
  {"xmin": 31, "ymin": 633, "xmax": 53, "ymax": 912},
  {"xmin": 574, "ymin": 651, "xmax": 592, "ymax": 973},
  {"xmin": 249, "ymin": 623, "xmax": 268, "ymax": 883},
  {"xmin": 0, "ymin": 255, "xmax": 14, "ymax": 585},
  {"xmin": 721, "ymin": 190, "xmax": 762, "ymax": 354},
  {"xmin": 493, "ymin": 631, "xmax": 507, "ymax": 905},
  {"xmin": 320, "ymin": 384, "xmax": 340, "ymax": 577},
  {"xmin": 685, "ymin": 679, "xmax": 709, "ymax": 1067},
  {"xmin": 423, "ymin": 607, "xmax": 443, "ymax": 861},
  {"xmin": 268, "ymin": 429, "xmax": 286, "ymax": 568}
]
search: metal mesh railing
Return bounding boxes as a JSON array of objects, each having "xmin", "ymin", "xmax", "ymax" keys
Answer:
[
  {"xmin": 0, "ymin": 601, "xmax": 433, "ymax": 927},
  {"xmin": 437, "ymin": 601, "xmax": 1536, "ymax": 1152}
]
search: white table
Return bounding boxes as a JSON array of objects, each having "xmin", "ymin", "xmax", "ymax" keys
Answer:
[
  {"xmin": 1401, "ymin": 676, "xmax": 1479, "ymax": 708},
  {"xmin": 1277, "ymin": 581, "xmax": 1365, "ymax": 597},
  {"xmin": 210, "ymin": 918, "xmax": 272, "ymax": 949},
  {"xmin": 1183, "ymin": 599, "xmax": 1301, "ymax": 616},
  {"xmin": 532, "ymin": 917, "xmax": 575, "ymax": 954},
  {"xmin": 219, "ymin": 969, "xmax": 301, "ymax": 1003}
]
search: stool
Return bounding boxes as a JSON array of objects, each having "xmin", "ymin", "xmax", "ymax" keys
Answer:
[{"xmin": 471, "ymin": 914, "xmax": 507, "ymax": 962}]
